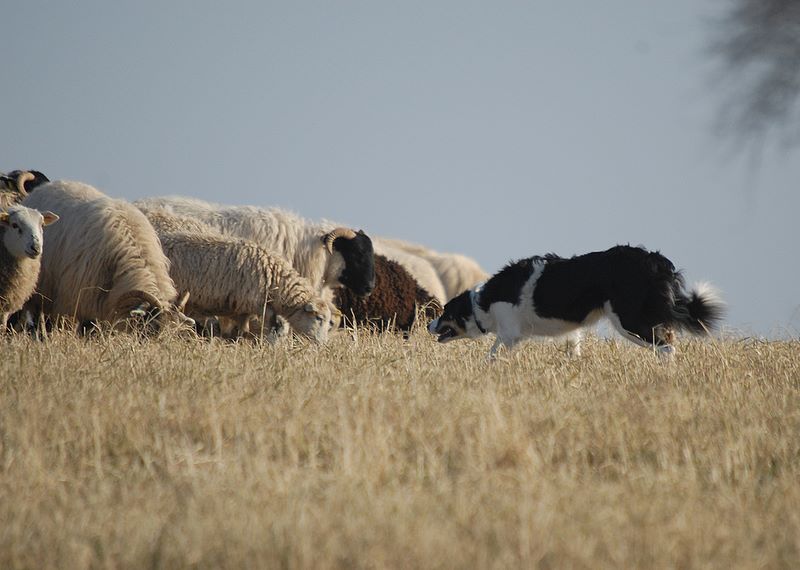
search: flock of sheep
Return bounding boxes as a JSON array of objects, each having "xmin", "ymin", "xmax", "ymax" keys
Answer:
[{"xmin": 0, "ymin": 169, "xmax": 488, "ymax": 342}]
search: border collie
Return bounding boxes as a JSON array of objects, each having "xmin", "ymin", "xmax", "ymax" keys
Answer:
[{"xmin": 428, "ymin": 245, "xmax": 724, "ymax": 359}]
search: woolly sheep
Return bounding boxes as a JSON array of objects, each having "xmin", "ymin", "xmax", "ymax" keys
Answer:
[
  {"xmin": 0, "ymin": 205, "xmax": 59, "ymax": 330},
  {"xmin": 145, "ymin": 210, "xmax": 333, "ymax": 343},
  {"xmin": 376, "ymin": 237, "xmax": 488, "ymax": 301},
  {"xmin": 21, "ymin": 180, "xmax": 194, "ymax": 331},
  {"xmin": 334, "ymin": 254, "xmax": 441, "ymax": 333},
  {"xmin": 134, "ymin": 197, "xmax": 376, "ymax": 302}
]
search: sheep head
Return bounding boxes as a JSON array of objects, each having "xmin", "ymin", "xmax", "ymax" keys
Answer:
[
  {"xmin": 285, "ymin": 299, "xmax": 333, "ymax": 344},
  {"xmin": 116, "ymin": 290, "xmax": 163, "ymax": 320},
  {"xmin": 4, "ymin": 170, "xmax": 50, "ymax": 197},
  {"xmin": 114, "ymin": 290, "xmax": 194, "ymax": 333},
  {"xmin": 0, "ymin": 206, "xmax": 59, "ymax": 260},
  {"xmin": 321, "ymin": 227, "xmax": 376, "ymax": 296}
]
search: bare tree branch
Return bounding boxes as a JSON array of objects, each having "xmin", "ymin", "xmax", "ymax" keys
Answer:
[{"xmin": 711, "ymin": 0, "xmax": 800, "ymax": 148}]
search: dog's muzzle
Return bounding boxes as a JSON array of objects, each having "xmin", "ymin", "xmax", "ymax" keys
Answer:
[{"xmin": 428, "ymin": 318, "xmax": 459, "ymax": 343}]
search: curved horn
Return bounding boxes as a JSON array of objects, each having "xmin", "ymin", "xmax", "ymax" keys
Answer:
[
  {"xmin": 136, "ymin": 290, "xmax": 163, "ymax": 310},
  {"xmin": 15, "ymin": 172, "xmax": 34, "ymax": 197},
  {"xmin": 116, "ymin": 290, "xmax": 163, "ymax": 316},
  {"xmin": 175, "ymin": 290, "xmax": 190, "ymax": 312},
  {"xmin": 322, "ymin": 227, "xmax": 357, "ymax": 254}
]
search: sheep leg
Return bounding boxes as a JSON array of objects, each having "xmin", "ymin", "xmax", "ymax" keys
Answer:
[
  {"xmin": 218, "ymin": 316, "xmax": 236, "ymax": 339},
  {"xmin": 237, "ymin": 315, "xmax": 252, "ymax": 339},
  {"xmin": 34, "ymin": 309, "xmax": 47, "ymax": 341}
]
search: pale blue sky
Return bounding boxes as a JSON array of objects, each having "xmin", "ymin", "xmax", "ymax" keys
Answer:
[{"xmin": 3, "ymin": 1, "xmax": 798, "ymax": 335}]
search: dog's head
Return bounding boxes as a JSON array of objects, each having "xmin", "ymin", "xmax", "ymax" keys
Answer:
[{"xmin": 427, "ymin": 290, "xmax": 486, "ymax": 343}]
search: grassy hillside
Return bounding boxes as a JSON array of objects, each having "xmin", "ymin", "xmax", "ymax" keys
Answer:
[{"xmin": 1, "ymin": 328, "xmax": 798, "ymax": 569}]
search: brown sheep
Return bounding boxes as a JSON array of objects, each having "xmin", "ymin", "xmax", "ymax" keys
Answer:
[{"xmin": 334, "ymin": 254, "xmax": 441, "ymax": 333}]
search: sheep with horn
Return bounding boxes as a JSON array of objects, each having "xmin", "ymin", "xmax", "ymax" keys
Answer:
[
  {"xmin": 22, "ymin": 179, "xmax": 194, "ymax": 333},
  {"xmin": 144, "ymin": 209, "xmax": 335, "ymax": 343},
  {"xmin": 135, "ymin": 197, "xmax": 376, "ymax": 305}
]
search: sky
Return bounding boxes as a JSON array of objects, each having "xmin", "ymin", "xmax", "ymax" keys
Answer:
[{"xmin": 3, "ymin": 1, "xmax": 799, "ymax": 336}]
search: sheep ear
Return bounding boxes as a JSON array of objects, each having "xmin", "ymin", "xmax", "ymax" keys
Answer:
[
  {"xmin": 304, "ymin": 303, "xmax": 315, "ymax": 313},
  {"xmin": 41, "ymin": 211, "xmax": 59, "ymax": 226}
]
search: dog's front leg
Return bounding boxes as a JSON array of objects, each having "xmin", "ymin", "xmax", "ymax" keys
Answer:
[{"xmin": 565, "ymin": 331, "xmax": 582, "ymax": 358}]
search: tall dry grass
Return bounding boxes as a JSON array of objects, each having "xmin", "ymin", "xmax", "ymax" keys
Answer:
[{"xmin": 0, "ymin": 325, "xmax": 798, "ymax": 569}]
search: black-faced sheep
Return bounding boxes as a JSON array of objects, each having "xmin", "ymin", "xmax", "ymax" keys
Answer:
[
  {"xmin": 0, "ymin": 170, "xmax": 49, "ymax": 209},
  {"xmin": 145, "ymin": 210, "xmax": 334, "ymax": 343},
  {"xmin": 21, "ymin": 180, "xmax": 194, "ymax": 332},
  {"xmin": 0, "ymin": 205, "xmax": 59, "ymax": 330},
  {"xmin": 334, "ymin": 254, "xmax": 441, "ymax": 333},
  {"xmin": 134, "ymin": 197, "xmax": 376, "ymax": 302}
]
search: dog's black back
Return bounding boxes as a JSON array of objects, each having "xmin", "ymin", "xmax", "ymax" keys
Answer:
[{"xmin": 533, "ymin": 246, "xmax": 676, "ymax": 326}]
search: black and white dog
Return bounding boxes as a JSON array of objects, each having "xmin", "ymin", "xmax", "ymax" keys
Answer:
[{"xmin": 428, "ymin": 245, "xmax": 724, "ymax": 358}]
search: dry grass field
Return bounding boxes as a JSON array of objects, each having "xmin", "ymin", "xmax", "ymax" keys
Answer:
[{"xmin": 1, "ymin": 324, "xmax": 799, "ymax": 569}]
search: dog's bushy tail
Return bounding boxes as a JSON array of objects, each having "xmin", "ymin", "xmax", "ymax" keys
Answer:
[{"xmin": 671, "ymin": 281, "xmax": 725, "ymax": 334}]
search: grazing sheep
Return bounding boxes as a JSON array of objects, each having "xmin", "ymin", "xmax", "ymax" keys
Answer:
[
  {"xmin": 0, "ymin": 205, "xmax": 59, "ymax": 330},
  {"xmin": 135, "ymin": 197, "xmax": 376, "ymax": 302},
  {"xmin": 21, "ymin": 180, "xmax": 193, "ymax": 331},
  {"xmin": 145, "ymin": 210, "xmax": 333, "ymax": 343},
  {"xmin": 376, "ymin": 237, "xmax": 489, "ymax": 301},
  {"xmin": 371, "ymin": 240, "xmax": 447, "ymax": 304},
  {"xmin": 334, "ymin": 254, "xmax": 441, "ymax": 333}
]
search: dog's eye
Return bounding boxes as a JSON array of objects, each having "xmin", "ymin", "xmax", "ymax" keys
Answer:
[{"xmin": 11, "ymin": 223, "xmax": 18, "ymax": 230}]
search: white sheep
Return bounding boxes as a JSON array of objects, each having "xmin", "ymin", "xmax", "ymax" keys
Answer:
[
  {"xmin": 375, "ymin": 237, "xmax": 488, "ymax": 301},
  {"xmin": 145, "ymin": 210, "xmax": 333, "ymax": 343},
  {"xmin": 0, "ymin": 205, "xmax": 59, "ymax": 330},
  {"xmin": 21, "ymin": 180, "xmax": 193, "ymax": 331},
  {"xmin": 134, "ymin": 197, "xmax": 376, "ymax": 303}
]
